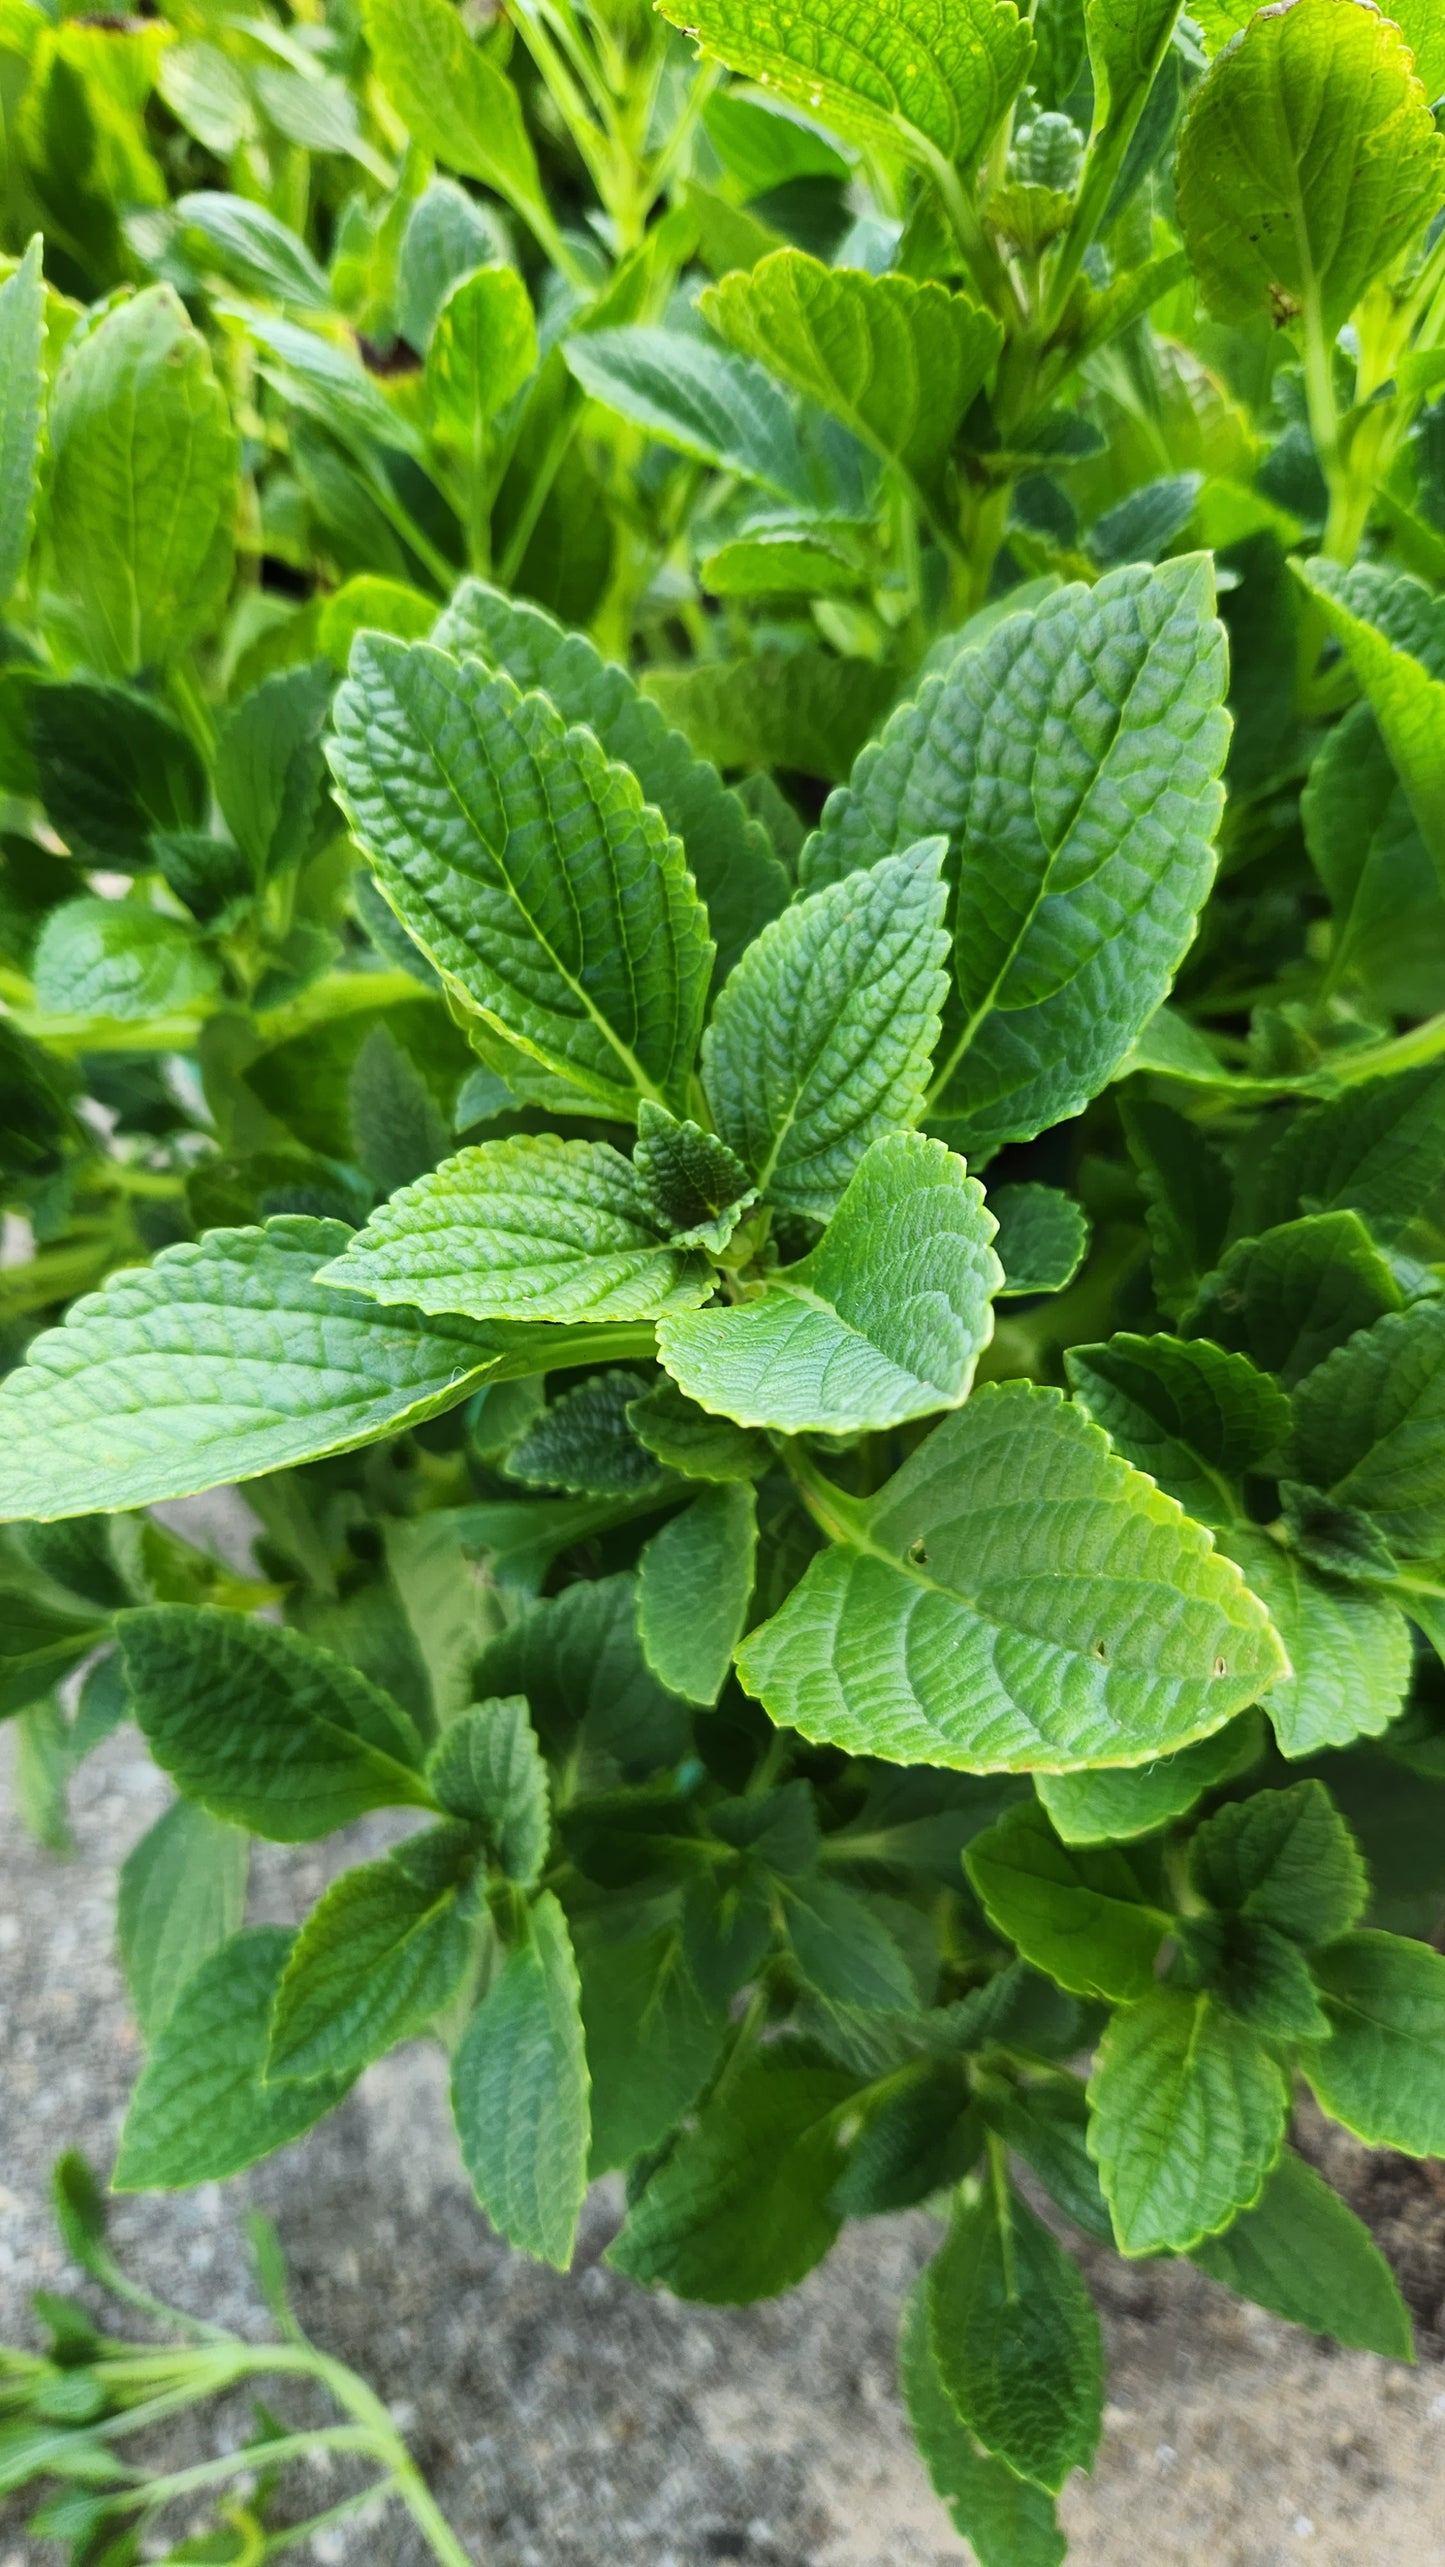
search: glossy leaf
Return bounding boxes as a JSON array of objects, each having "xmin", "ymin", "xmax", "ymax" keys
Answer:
[
  {"xmin": 1220, "ymin": 1531, "xmax": 1412, "ymax": 1758},
  {"xmin": 1298, "ymin": 561, "xmax": 1445, "ymax": 884},
  {"xmin": 988, "ymin": 1185, "xmax": 1089, "ymax": 1298},
  {"xmin": 898, "ymin": 2280, "xmax": 1066, "ymax": 2567},
  {"xmin": 1289, "ymin": 1303, "xmax": 1445, "ymax": 1561},
  {"xmin": 1088, "ymin": 1985, "xmax": 1289, "ymax": 2254},
  {"xmin": 965, "ymin": 1800, "xmax": 1168, "ymax": 2000},
  {"xmin": 1066, "ymin": 1333, "xmax": 1292, "ymax": 1524}
]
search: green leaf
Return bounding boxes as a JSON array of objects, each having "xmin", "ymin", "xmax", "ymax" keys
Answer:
[
  {"xmin": 114, "ymin": 1929, "xmax": 357, "ymax": 2191},
  {"xmin": 1084, "ymin": 0, "xmax": 1188, "ymax": 185},
  {"xmin": 1177, "ymin": 0, "xmax": 1445, "ymax": 336},
  {"xmin": 1120, "ymin": 1096, "xmax": 1231, "ymax": 1320},
  {"xmin": 0, "ymin": 237, "xmax": 45, "ymax": 609},
  {"xmin": 1296, "ymin": 561, "xmax": 1445, "ymax": 886},
  {"xmin": 328, "ymin": 638, "xmax": 713, "ymax": 1119},
  {"xmin": 965, "ymin": 1801, "xmax": 1168, "ymax": 2000},
  {"xmin": 926, "ymin": 2183, "xmax": 1102, "ymax": 2495},
  {"xmin": 349, "ymin": 1023, "xmax": 453, "ymax": 1197},
  {"xmin": 117, "ymin": 1800, "xmax": 249, "ymax": 2043},
  {"xmin": 427, "ymin": 1696, "xmax": 550, "ymax": 1885},
  {"xmin": 505, "ymin": 1370, "xmax": 666, "ymax": 1498},
  {"xmin": 432, "ymin": 579, "xmax": 789, "ymax": 992},
  {"xmin": 781, "ymin": 1873, "xmax": 918, "ymax": 2010},
  {"xmin": 48, "ymin": 285, "xmax": 238, "ymax": 676},
  {"xmin": 0, "ymin": 1218, "xmax": 517, "ymax": 1522},
  {"xmin": 240, "ymin": 310, "xmax": 420, "ymax": 465},
  {"xmin": 564, "ymin": 325, "xmax": 812, "ymax": 504},
  {"xmin": 361, "ymin": 0, "xmax": 553, "ymax": 243},
  {"xmin": 397, "ymin": 181, "xmax": 507, "ymax": 353},
  {"xmin": 628, "ymin": 1378, "xmax": 771, "ymax": 1483},
  {"xmin": 987, "ymin": 2080, "xmax": 1114, "ymax": 2245},
  {"xmin": 1087, "ymin": 1985, "xmax": 1289, "ymax": 2254},
  {"xmin": 267, "ymin": 1825, "xmax": 477, "ymax": 2083},
  {"xmin": 1306, "ymin": 1928, "xmax": 1445, "ymax": 2156},
  {"xmin": 805, "ymin": 559, "xmax": 1231, "ymax": 1162},
  {"xmin": 1188, "ymin": 1780, "xmax": 1367, "ymax": 1947},
  {"xmin": 31, "ymin": 898, "xmax": 217, "ymax": 1024},
  {"xmin": 638, "ymin": 1483, "xmax": 758, "ymax": 1706},
  {"xmin": 474, "ymin": 1572, "xmax": 691, "ymax": 1775},
  {"xmin": 608, "ymin": 2050, "xmax": 855, "ymax": 2302},
  {"xmin": 119, "ymin": 1604, "xmax": 431, "ymax": 1841},
  {"xmin": 700, "ymin": 841, "xmax": 951, "ymax": 1220},
  {"xmin": 1182, "ymin": 1212, "xmax": 1403, "ymax": 1388},
  {"xmin": 173, "ymin": 191, "xmax": 329, "ymax": 313},
  {"xmin": 451, "ymin": 1890, "xmax": 590, "ymax": 2268},
  {"xmin": 988, "ymin": 1185, "xmax": 1089, "ymax": 1298},
  {"xmin": 317, "ymin": 1136, "xmax": 710, "ymax": 1322},
  {"xmin": 642, "ymin": 650, "xmax": 896, "ymax": 785},
  {"xmin": 632, "ymin": 1102, "xmax": 757, "ymax": 1253},
  {"xmin": 0, "ymin": 1582, "xmax": 109, "ymax": 1721},
  {"xmin": 1066, "ymin": 1333, "xmax": 1292, "ymax": 1524},
  {"xmin": 1288, "ymin": 1302, "xmax": 1445, "ymax": 1560},
  {"xmin": 657, "ymin": 1133, "xmax": 1001, "ymax": 1435},
  {"xmin": 738, "ymin": 1381, "xmax": 1288, "ymax": 1772},
  {"xmin": 1251, "ymin": 1063, "xmax": 1445, "ymax": 1244},
  {"xmin": 1036, "ymin": 1713, "xmax": 1263, "ymax": 1845},
  {"xmin": 702, "ymin": 252, "xmax": 1002, "ymax": 493},
  {"xmin": 1179, "ymin": 1912, "xmax": 1332, "ymax": 2042},
  {"xmin": 579, "ymin": 1925, "xmax": 727, "ymax": 2171},
  {"xmin": 1301, "ymin": 703, "xmax": 1445, "ymax": 1018},
  {"xmin": 213, "ymin": 660, "xmax": 334, "ymax": 883},
  {"xmin": 381, "ymin": 1505, "xmax": 508, "ymax": 1723},
  {"xmin": 656, "ymin": 0, "xmax": 1033, "ymax": 173},
  {"xmin": 426, "ymin": 264, "xmax": 538, "ymax": 459},
  {"xmin": 1190, "ymin": 2149, "xmax": 1413, "ymax": 2359},
  {"xmin": 1219, "ymin": 1530, "xmax": 1412, "ymax": 1758},
  {"xmin": 898, "ymin": 2279, "xmax": 1066, "ymax": 2567},
  {"xmin": 29, "ymin": 680, "xmax": 208, "ymax": 872}
]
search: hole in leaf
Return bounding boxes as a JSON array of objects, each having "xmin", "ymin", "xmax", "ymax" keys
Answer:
[
  {"xmin": 1214, "ymin": 1655, "xmax": 1228, "ymax": 1677},
  {"xmin": 908, "ymin": 1539, "xmax": 929, "ymax": 1566},
  {"xmin": 1093, "ymin": 1639, "xmax": 1108, "ymax": 1661}
]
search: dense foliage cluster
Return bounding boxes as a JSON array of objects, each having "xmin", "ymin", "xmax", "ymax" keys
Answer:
[{"xmin": 4, "ymin": 0, "xmax": 1445, "ymax": 2555}]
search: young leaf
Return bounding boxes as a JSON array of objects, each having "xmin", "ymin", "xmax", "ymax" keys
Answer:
[
  {"xmin": 804, "ymin": 559, "xmax": 1230, "ymax": 1161},
  {"xmin": 1087, "ymin": 1986, "xmax": 1289, "ymax": 2254},
  {"xmin": 1177, "ymin": 0, "xmax": 1445, "ymax": 335},
  {"xmin": 1220, "ymin": 1531, "xmax": 1412, "ymax": 1758},
  {"xmin": 632, "ymin": 1102, "xmax": 757, "ymax": 1253},
  {"xmin": 1288, "ymin": 1303, "xmax": 1445, "ymax": 1560},
  {"xmin": 173, "ymin": 190, "xmax": 330, "ymax": 314},
  {"xmin": 474, "ymin": 1572, "xmax": 691, "ymax": 1775},
  {"xmin": 898, "ymin": 2279, "xmax": 1066, "ymax": 2567},
  {"xmin": 988, "ymin": 1185, "xmax": 1089, "ymax": 1298},
  {"xmin": 427, "ymin": 1696, "xmax": 550, "ymax": 1885},
  {"xmin": 926, "ymin": 2183, "xmax": 1103, "ymax": 2495},
  {"xmin": 628, "ymin": 1378, "xmax": 772, "ymax": 1483},
  {"xmin": 29, "ymin": 680, "xmax": 208, "ymax": 872},
  {"xmin": 637, "ymin": 1483, "xmax": 758, "ymax": 1706},
  {"xmin": 1296, "ymin": 561, "xmax": 1445, "ymax": 883},
  {"xmin": 702, "ymin": 253, "xmax": 1002, "ymax": 493},
  {"xmin": 118, "ymin": 1605, "xmax": 432, "ymax": 1841},
  {"xmin": 433, "ymin": 579, "xmax": 788, "ymax": 991},
  {"xmin": 738, "ymin": 1381, "xmax": 1287, "ymax": 1772},
  {"xmin": 1183, "ymin": 1212, "xmax": 1403, "ymax": 1388},
  {"xmin": 579, "ymin": 1925, "xmax": 728, "ymax": 2171},
  {"xmin": 0, "ymin": 237, "xmax": 45, "ymax": 609},
  {"xmin": 965, "ymin": 1801, "xmax": 1169, "ymax": 2000},
  {"xmin": 117, "ymin": 1800, "xmax": 249, "ymax": 2043},
  {"xmin": 426, "ymin": 265, "xmax": 538, "ymax": 457},
  {"xmin": 1306, "ymin": 1929, "xmax": 1445, "ymax": 2156},
  {"xmin": 1188, "ymin": 1780, "xmax": 1367, "ymax": 1947},
  {"xmin": 451, "ymin": 1890, "xmax": 591, "ymax": 2268},
  {"xmin": 0, "ymin": 1219, "xmax": 514, "ymax": 1522},
  {"xmin": 114, "ymin": 1929, "xmax": 358, "ymax": 2191},
  {"xmin": 361, "ymin": 0, "xmax": 554, "ymax": 248},
  {"xmin": 1037, "ymin": 1714, "xmax": 1263, "ymax": 1845},
  {"xmin": 267, "ymin": 1825, "xmax": 477, "ymax": 2083},
  {"xmin": 505, "ymin": 1370, "xmax": 666, "ymax": 1498},
  {"xmin": 1189, "ymin": 2150, "xmax": 1413, "ymax": 2360},
  {"xmin": 31, "ymin": 899, "xmax": 217, "ymax": 1023},
  {"xmin": 657, "ymin": 1133, "xmax": 1001, "ymax": 1435},
  {"xmin": 1066, "ymin": 1333, "xmax": 1292, "ymax": 1524},
  {"xmin": 564, "ymin": 327, "xmax": 812, "ymax": 504},
  {"xmin": 700, "ymin": 841, "xmax": 951, "ymax": 1219},
  {"xmin": 1182, "ymin": 1911, "xmax": 1332, "ymax": 2042},
  {"xmin": 328, "ymin": 639, "xmax": 713, "ymax": 1119},
  {"xmin": 47, "ymin": 285, "xmax": 238, "ymax": 676}
]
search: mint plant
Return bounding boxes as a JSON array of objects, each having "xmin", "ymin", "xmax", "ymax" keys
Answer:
[{"xmin": 4, "ymin": 0, "xmax": 1445, "ymax": 2556}]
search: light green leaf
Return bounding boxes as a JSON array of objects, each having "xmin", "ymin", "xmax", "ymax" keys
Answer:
[
  {"xmin": 699, "ymin": 529, "xmax": 866, "ymax": 599},
  {"xmin": 579, "ymin": 1925, "xmax": 727, "ymax": 2172},
  {"xmin": 627, "ymin": 1378, "xmax": 771, "ymax": 1483},
  {"xmin": 237, "ymin": 309, "xmax": 421, "ymax": 463},
  {"xmin": 214, "ymin": 659, "xmax": 333, "ymax": 883},
  {"xmin": 451, "ymin": 1890, "xmax": 590, "ymax": 2268},
  {"xmin": 174, "ymin": 192, "xmax": 330, "ymax": 314},
  {"xmin": 159, "ymin": 49, "xmax": 260, "ymax": 158},
  {"xmin": 1188, "ymin": 1780, "xmax": 1367, "ymax": 1947},
  {"xmin": 927, "ymin": 2184, "xmax": 1102, "ymax": 2495},
  {"xmin": 117, "ymin": 1800, "xmax": 249, "ymax": 2043},
  {"xmin": 638, "ymin": 1483, "xmax": 758, "ymax": 1706},
  {"xmin": 0, "ymin": 1218, "xmax": 521, "ymax": 1523},
  {"xmin": 564, "ymin": 326, "xmax": 811, "ymax": 502},
  {"xmin": 701, "ymin": 841, "xmax": 951, "ymax": 1220},
  {"xmin": 397, "ymin": 181, "xmax": 508, "ymax": 354},
  {"xmin": 0, "ymin": 237, "xmax": 45, "ymax": 609},
  {"xmin": 1306, "ymin": 1928, "xmax": 1445, "ymax": 2156},
  {"xmin": 361, "ymin": 0, "xmax": 553, "ymax": 244},
  {"xmin": 1066, "ymin": 1333, "xmax": 1292, "ymax": 1525},
  {"xmin": 642, "ymin": 649, "xmax": 896, "ymax": 785},
  {"xmin": 382, "ymin": 1506, "xmax": 508, "ymax": 1724},
  {"xmin": 988, "ymin": 1184, "xmax": 1089, "ymax": 1298},
  {"xmin": 318, "ymin": 1136, "xmax": 710, "ymax": 1323},
  {"xmin": 1288, "ymin": 1302, "xmax": 1445, "ymax": 1560},
  {"xmin": 965, "ymin": 1801, "xmax": 1168, "ymax": 2000},
  {"xmin": 633, "ymin": 1103, "xmax": 757, "ymax": 1253},
  {"xmin": 1183, "ymin": 1212, "xmax": 1403, "ymax": 1389},
  {"xmin": 1088, "ymin": 1986, "xmax": 1289, "ymax": 2254},
  {"xmin": 328, "ymin": 638, "xmax": 713, "ymax": 1119},
  {"xmin": 506, "ymin": 1370, "xmax": 667, "ymax": 1498},
  {"xmin": 658, "ymin": 1133, "xmax": 1000, "ymax": 1436},
  {"xmin": 1220, "ymin": 1530, "xmax": 1412, "ymax": 1758},
  {"xmin": 1296, "ymin": 562, "xmax": 1445, "ymax": 886},
  {"xmin": 738, "ymin": 1381, "xmax": 1288, "ymax": 1772},
  {"xmin": 898, "ymin": 2279, "xmax": 1066, "ymax": 2567},
  {"xmin": 114, "ymin": 1929, "xmax": 357, "ymax": 2191},
  {"xmin": 1177, "ymin": 0, "xmax": 1445, "ymax": 335},
  {"xmin": 426, "ymin": 264, "xmax": 537, "ymax": 461},
  {"xmin": 427, "ymin": 1696, "xmax": 550, "ymax": 1886},
  {"xmin": 31, "ymin": 898, "xmax": 218, "ymax": 1024},
  {"xmin": 1036, "ymin": 1714, "xmax": 1263, "ymax": 1845},
  {"xmin": 804, "ymin": 559, "xmax": 1230, "ymax": 1162},
  {"xmin": 1301, "ymin": 702, "xmax": 1445, "ymax": 1019},
  {"xmin": 474, "ymin": 1572, "xmax": 691, "ymax": 1776},
  {"xmin": 267, "ymin": 1825, "xmax": 477, "ymax": 2083},
  {"xmin": 656, "ymin": 0, "xmax": 1033, "ymax": 173},
  {"xmin": 118, "ymin": 1604, "xmax": 431, "ymax": 1841},
  {"xmin": 432, "ymin": 580, "xmax": 788, "ymax": 992},
  {"xmin": 702, "ymin": 252, "xmax": 1002, "ymax": 492},
  {"xmin": 1086, "ymin": 0, "xmax": 1185, "ymax": 151},
  {"xmin": 1190, "ymin": 2149, "xmax": 1413, "ymax": 2359},
  {"xmin": 48, "ymin": 285, "xmax": 238, "ymax": 676}
]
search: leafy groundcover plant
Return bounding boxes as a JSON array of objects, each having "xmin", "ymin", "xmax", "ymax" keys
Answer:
[{"xmin": 4, "ymin": 0, "xmax": 1445, "ymax": 2556}]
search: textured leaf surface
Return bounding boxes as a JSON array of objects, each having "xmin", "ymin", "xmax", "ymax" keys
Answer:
[
  {"xmin": 627, "ymin": 1379, "xmax": 772, "ymax": 1483},
  {"xmin": 1221, "ymin": 1531, "xmax": 1411, "ymax": 1758},
  {"xmin": 738, "ymin": 1382, "xmax": 1287, "ymax": 1772},
  {"xmin": 1301, "ymin": 702, "xmax": 1445, "ymax": 1017},
  {"xmin": 1289, "ymin": 1304, "xmax": 1445, "ymax": 1560},
  {"xmin": 361, "ymin": 0, "xmax": 549, "ymax": 230},
  {"xmin": 1298, "ymin": 562, "xmax": 1445, "ymax": 882},
  {"xmin": 989, "ymin": 1185, "xmax": 1089, "ymax": 1297},
  {"xmin": 505, "ymin": 1371, "xmax": 666, "ymax": 1497},
  {"xmin": 804, "ymin": 560, "xmax": 1230, "ymax": 1160},
  {"xmin": 31, "ymin": 899, "xmax": 217, "ymax": 1024},
  {"xmin": 701, "ymin": 842, "xmax": 950, "ymax": 1219},
  {"xmin": 0, "ymin": 238, "xmax": 44, "ymax": 609},
  {"xmin": 642, "ymin": 650, "xmax": 895, "ymax": 785},
  {"xmin": 318, "ymin": 1137, "xmax": 710, "ymax": 1323},
  {"xmin": 29, "ymin": 680, "xmax": 208, "ymax": 872},
  {"xmin": 638, "ymin": 1483, "xmax": 758, "ymax": 1705},
  {"xmin": 1066, "ymin": 1334, "xmax": 1291, "ymax": 1524},
  {"xmin": 632, "ymin": 1105, "xmax": 756, "ymax": 1253},
  {"xmin": 328, "ymin": 639, "xmax": 712, "ymax": 1118},
  {"xmin": 658, "ymin": 1134, "xmax": 1000, "ymax": 1435},
  {"xmin": 428, "ymin": 1697, "xmax": 550, "ymax": 1885},
  {"xmin": 474, "ymin": 1573, "xmax": 691, "ymax": 1776},
  {"xmin": 0, "ymin": 1219, "xmax": 510, "ymax": 1522},
  {"xmin": 580, "ymin": 1926, "xmax": 727, "ymax": 2171},
  {"xmin": 1190, "ymin": 2150, "xmax": 1413, "ymax": 2359},
  {"xmin": 451, "ymin": 1891, "xmax": 590, "ymax": 2267},
  {"xmin": 564, "ymin": 326, "xmax": 811, "ymax": 501},
  {"xmin": 115, "ymin": 1930, "xmax": 356, "ymax": 2191},
  {"xmin": 426, "ymin": 265, "xmax": 537, "ymax": 454},
  {"xmin": 1037, "ymin": 1715, "xmax": 1261, "ymax": 1845},
  {"xmin": 1251, "ymin": 1063, "xmax": 1445, "ymax": 1242},
  {"xmin": 1306, "ymin": 1930, "xmax": 1445, "ymax": 2156},
  {"xmin": 927, "ymin": 2186, "xmax": 1102, "ymax": 2494},
  {"xmin": 898, "ymin": 2281, "xmax": 1065, "ymax": 2567},
  {"xmin": 117, "ymin": 1800, "xmax": 249, "ymax": 2043},
  {"xmin": 1087, "ymin": 1986, "xmax": 1289, "ymax": 2254},
  {"xmin": 1188, "ymin": 1781, "xmax": 1366, "ymax": 1947},
  {"xmin": 1183, "ymin": 1213, "xmax": 1403, "ymax": 1388},
  {"xmin": 965, "ymin": 1801, "xmax": 1168, "ymax": 2000},
  {"xmin": 267, "ymin": 1826, "xmax": 476, "ymax": 2082}
]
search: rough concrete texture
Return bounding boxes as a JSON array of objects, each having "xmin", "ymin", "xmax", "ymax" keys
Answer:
[{"xmin": 3, "ymin": 1726, "xmax": 1445, "ymax": 2566}]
